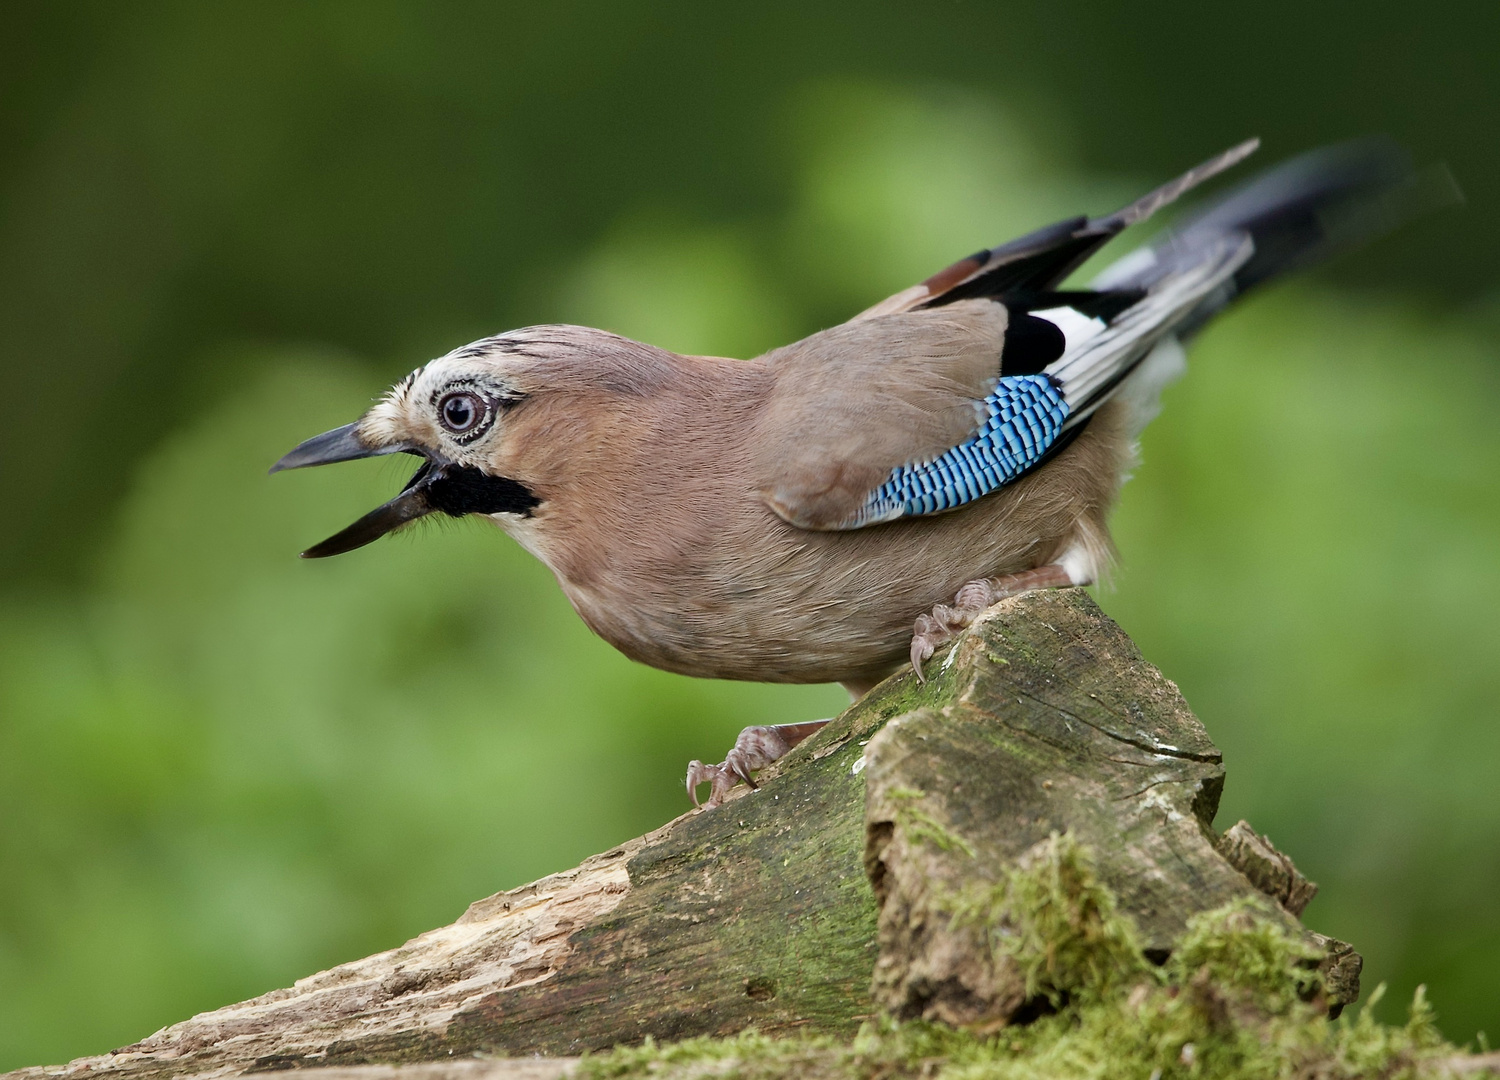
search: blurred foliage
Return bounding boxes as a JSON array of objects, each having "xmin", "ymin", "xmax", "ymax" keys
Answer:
[
  {"xmin": 1109, "ymin": 293, "xmax": 1500, "ymax": 1035},
  {"xmin": 1, "ymin": 3, "xmax": 1497, "ymax": 1070}
]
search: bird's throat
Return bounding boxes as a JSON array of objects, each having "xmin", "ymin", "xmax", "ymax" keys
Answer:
[{"xmin": 424, "ymin": 465, "xmax": 541, "ymax": 519}]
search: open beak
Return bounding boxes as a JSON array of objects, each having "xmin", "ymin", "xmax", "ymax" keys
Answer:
[
  {"xmin": 270, "ymin": 423, "xmax": 437, "ymax": 558},
  {"xmin": 271, "ymin": 424, "xmax": 540, "ymax": 559},
  {"xmin": 299, "ymin": 474, "xmax": 438, "ymax": 557}
]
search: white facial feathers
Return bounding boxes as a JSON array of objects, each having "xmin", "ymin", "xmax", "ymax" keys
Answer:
[{"xmin": 354, "ymin": 348, "xmax": 521, "ymax": 456}]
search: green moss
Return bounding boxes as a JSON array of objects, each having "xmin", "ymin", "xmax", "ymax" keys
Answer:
[
  {"xmin": 575, "ymin": 836, "xmax": 1484, "ymax": 1080},
  {"xmin": 888, "ymin": 787, "xmax": 976, "ymax": 857},
  {"xmin": 947, "ymin": 832, "xmax": 1148, "ymax": 1006},
  {"xmin": 1171, "ymin": 897, "xmax": 1324, "ymax": 1009}
]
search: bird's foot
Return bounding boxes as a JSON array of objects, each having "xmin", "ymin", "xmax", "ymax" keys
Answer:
[
  {"xmin": 909, "ymin": 564, "xmax": 1077, "ymax": 681},
  {"xmin": 686, "ymin": 720, "xmax": 831, "ymax": 809}
]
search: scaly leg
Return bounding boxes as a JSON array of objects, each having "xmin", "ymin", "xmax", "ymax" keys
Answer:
[
  {"xmin": 909, "ymin": 563, "xmax": 1077, "ymax": 681},
  {"xmin": 686, "ymin": 720, "xmax": 831, "ymax": 809}
]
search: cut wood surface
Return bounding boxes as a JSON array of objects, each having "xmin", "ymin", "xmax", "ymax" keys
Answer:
[{"xmin": 6, "ymin": 590, "xmax": 1359, "ymax": 1080}]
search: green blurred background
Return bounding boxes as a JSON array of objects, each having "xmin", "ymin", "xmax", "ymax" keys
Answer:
[{"xmin": 2, "ymin": 1, "xmax": 1497, "ymax": 1067}]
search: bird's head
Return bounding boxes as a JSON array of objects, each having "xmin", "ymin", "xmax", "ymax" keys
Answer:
[{"xmin": 271, "ymin": 327, "xmax": 640, "ymax": 558}]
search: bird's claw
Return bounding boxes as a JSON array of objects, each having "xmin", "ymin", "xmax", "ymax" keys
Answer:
[
  {"xmin": 910, "ymin": 614, "xmax": 942, "ymax": 682},
  {"xmin": 685, "ymin": 758, "xmax": 749, "ymax": 809},
  {"xmin": 909, "ymin": 581, "xmax": 997, "ymax": 681},
  {"xmin": 907, "ymin": 565, "xmax": 1080, "ymax": 681},
  {"xmin": 686, "ymin": 721, "xmax": 831, "ymax": 809}
]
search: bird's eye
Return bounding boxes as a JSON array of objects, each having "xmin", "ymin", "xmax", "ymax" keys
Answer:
[{"xmin": 438, "ymin": 392, "xmax": 486, "ymax": 435}]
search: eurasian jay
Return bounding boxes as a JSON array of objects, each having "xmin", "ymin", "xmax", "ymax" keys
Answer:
[{"xmin": 272, "ymin": 138, "xmax": 1439, "ymax": 806}]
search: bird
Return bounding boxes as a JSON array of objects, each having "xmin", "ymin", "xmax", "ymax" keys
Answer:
[{"xmin": 271, "ymin": 137, "xmax": 1446, "ymax": 808}]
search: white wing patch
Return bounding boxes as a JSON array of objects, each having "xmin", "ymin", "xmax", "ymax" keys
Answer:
[{"xmin": 1029, "ymin": 305, "xmax": 1108, "ymax": 351}]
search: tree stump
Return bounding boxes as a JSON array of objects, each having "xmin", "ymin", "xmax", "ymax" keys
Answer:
[
  {"xmin": 4, "ymin": 589, "xmax": 1357, "ymax": 1080},
  {"xmin": 863, "ymin": 591, "xmax": 1359, "ymax": 1025}
]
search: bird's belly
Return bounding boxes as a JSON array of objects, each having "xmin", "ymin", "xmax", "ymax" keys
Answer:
[
  {"xmin": 550, "ymin": 401, "xmax": 1128, "ymax": 686},
  {"xmin": 566, "ymin": 577, "xmax": 917, "ymax": 686},
  {"xmin": 564, "ymin": 505, "xmax": 1066, "ymax": 685}
]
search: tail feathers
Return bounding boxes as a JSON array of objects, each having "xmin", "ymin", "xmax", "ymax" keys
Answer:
[
  {"xmin": 1050, "ymin": 137, "xmax": 1458, "ymax": 429},
  {"xmin": 1095, "ymin": 137, "xmax": 1460, "ymax": 333}
]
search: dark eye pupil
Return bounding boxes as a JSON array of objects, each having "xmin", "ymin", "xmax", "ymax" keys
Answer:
[{"xmin": 442, "ymin": 395, "xmax": 477, "ymax": 431}]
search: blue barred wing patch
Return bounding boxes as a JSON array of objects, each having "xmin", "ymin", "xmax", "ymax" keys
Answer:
[{"xmin": 850, "ymin": 374, "xmax": 1070, "ymax": 526}]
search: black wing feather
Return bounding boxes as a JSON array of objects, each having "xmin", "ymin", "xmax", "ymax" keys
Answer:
[{"xmin": 918, "ymin": 139, "xmax": 1261, "ymax": 314}]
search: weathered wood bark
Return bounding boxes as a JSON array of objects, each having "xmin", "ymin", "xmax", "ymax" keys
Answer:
[
  {"xmin": 861, "ymin": 593, "xmax": 1360, "ymax": 1024},
  {"xmin": 6, "ymin": 589, "xmax": 1354, "ymax": 1080}
]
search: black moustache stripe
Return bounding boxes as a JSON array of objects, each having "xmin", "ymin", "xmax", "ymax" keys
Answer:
[{"xmin": 424, "ymin": 465, "xmax": 541, "ymax": 518}]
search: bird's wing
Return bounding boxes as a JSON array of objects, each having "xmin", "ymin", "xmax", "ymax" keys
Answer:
[
  {"xmin": 755, "ymin": 137, "xmax": 1434, "ymax": 534},
  {"xmin": 757, "ymin": 233, "xmax": 1252, "ymax": 532},
  {"xmin": 755, "ymin": 145, "xmax": 1265, "ymax": 533},
  {"xmin": 753, "ymin": 298, "xmax": 1010, "ymax": 530}
]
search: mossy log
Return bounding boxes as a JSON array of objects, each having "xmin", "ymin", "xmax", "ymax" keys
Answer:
[{"xmin": 6, "ymin": 590, "xmax": 1356, "ymax": 1080}]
